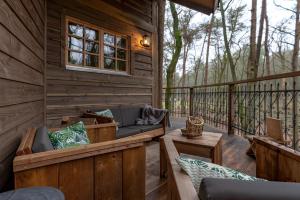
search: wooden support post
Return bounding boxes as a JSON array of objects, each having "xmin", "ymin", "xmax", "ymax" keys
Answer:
[
  {"xmin": 228, "ymin": 84, "xmax": 234, "ymax": 135},
  {"xmin": 189, "ymin": 87, "xmax": 194, "ymax": 116}
]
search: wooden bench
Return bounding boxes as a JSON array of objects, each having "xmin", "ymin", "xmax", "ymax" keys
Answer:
[
  {"xmin": 160, "ymin": 137, "xmax": 199, "ymax": 200},
  {"xmin": 254, "ymin": 136, "xmax": 300, "ymax": 182},
  {"xmin": 61, "ymin": 114, "xmax": 167, "ymax": 141},
  {"xmin": 14, "ymin": 124, "xmax": 153, "ymax": 200}
]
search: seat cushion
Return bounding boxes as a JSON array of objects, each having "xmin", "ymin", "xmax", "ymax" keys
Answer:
[
  {"xmin": 48, "ymin": 121, "xmax": 90, "ymax": 149},
  {"xmin": 127, "ymin": 124, "xmax": 163, "ymax": 132},
  {"xmin": 200, "ymin": 178, "xmax": 300, "ymax": 200},
  {"xmin": 121, "ymin": 107, "xmax": 142, "ymax": 126},
  {"xmin": 116, "ymin": 127, "xmax": 140, "ymax": 139},
  {"xmin": 32, "ymin": 127, "xmax": 54, "ymax": 153},
  {"xmin": 0, "ymin": 186, "xmax": 65, "ymax": 200},
  {"xmin": 176, "ymin": 156, "xmax": 259, "ymax": 192},
  {"xmin": 110, "ymin": 108, "xmax": 123, "ymax": 127}
]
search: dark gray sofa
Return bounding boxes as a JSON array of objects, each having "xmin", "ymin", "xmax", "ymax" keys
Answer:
[
  {"xmin": 199, "ymin": 178, "xmax": 300, "ymax": 200},
  {"xmin": 97, "ymin": 106, "xmax": 165, "ymax": 139}
]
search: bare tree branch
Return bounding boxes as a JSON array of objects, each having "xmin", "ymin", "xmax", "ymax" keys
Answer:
[{"xmin": 273, "ymin": 0, "xmax": 296, "ymax": 13}]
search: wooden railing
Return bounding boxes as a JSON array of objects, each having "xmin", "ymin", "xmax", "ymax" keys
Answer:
[{"xmin": 163, "ymin": 71, "xmax": 300, "ymax": 151}]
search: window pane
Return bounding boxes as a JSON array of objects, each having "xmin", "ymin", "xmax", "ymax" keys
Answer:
[
  {"xmin": 85, "ymin": 27, "xmax": 99, "ymax": 40},
  {"xmin": 117, "ymin": 49, "xmax": 126, "ymax": 60},
  {"xmin": 68, "ymin": 36, "xmax": 83, "ymax": 51},
  {"xmin": 104, "ymin": 33, "xmax": 115, "ymax": 45},
  {"xmin": 117, "ymin": 37, "xmax": 127, "ymax": 48},
  {"xmin": 68, "ymin": 51, "xmax": 83, "ymax": 65},
  {"xmin": 104, "ymin": 45, "xmax": 115, "ymax": 58},
  {"xmin": 68, "ymin": 22, "xmax": 83, "ymax": 37},
  {"xmin": 85, "ymin": 41, "xmax": 99, "ymax": 53},
  {"xmin": 85, "ymin": 54, "xmax": 99, "ymax": 67},
  {"xmin": 104, "ymin": 58, "xmax": 115, "ymax": 70},
  {"xmin": 117, "ymin": 60, "xmax": 126, "ymax": 71}
]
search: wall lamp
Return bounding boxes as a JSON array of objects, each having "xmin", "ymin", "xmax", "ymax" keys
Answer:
[{"xmin": 140, "ymin": 35, "xmax": 151, "ymax": 47}]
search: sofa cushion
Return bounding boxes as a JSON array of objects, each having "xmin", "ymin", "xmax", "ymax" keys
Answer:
[
  {"xmin": 176, "ymin": 156, "xmax": 259, "ymax": 193},
  {"xmin": 110, "ymin": 108, "xmax": 123, "ymax": 127},
  {"xmin": 127, "ymin": 124, "xmax": 163, "ymax": 132},
  {"xmin": 0, "ymin": 186, "xmax": 65, "ymax": 200},
  {"xmin": 121, "ymin": 107, "xmax": 142, "ymax": 126},
  {"xmin": 199, "ymin": 178, "xmax": 300, "ymax": 200},
  {"xmin": 48, "ymin": 121, "xmax": 90, "ymax": 149},
  {"xmin": 32, "ymin": 127, "xmax": 54, "ymax": 153},
  {"xmin": 116, "ymin": 127, "xmax": 140, "ymax": 139}
]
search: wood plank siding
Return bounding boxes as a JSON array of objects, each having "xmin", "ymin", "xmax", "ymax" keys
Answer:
[
  {"xmin": 46, "ymin": 0, "xmax": 159, "ymax": 127},
  {"xmin": 0, "ymin": 0, "xmax": 45, "ymax": 191}
]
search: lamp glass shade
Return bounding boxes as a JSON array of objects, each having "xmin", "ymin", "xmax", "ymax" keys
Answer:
[{"xmin": 141, "ymin": 35, "xmax": 151, "ymax": 47}]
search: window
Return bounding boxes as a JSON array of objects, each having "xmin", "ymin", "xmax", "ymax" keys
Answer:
[{"xmin": 66, "ymin": 17, "xmax": 129, "ymax": 72}]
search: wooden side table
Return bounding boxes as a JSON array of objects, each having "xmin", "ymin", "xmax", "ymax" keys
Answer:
[{"xmin": 160, "ymin": 129, "xmax": 223, "ymax": 178}]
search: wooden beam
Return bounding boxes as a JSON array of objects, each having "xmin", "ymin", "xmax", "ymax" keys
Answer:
[{"xmin": 170, "ymin": 0, "xmax": 218, "ymax": 15}]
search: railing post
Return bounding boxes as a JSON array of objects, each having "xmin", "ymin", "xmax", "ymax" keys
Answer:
[
  {"xmin": 228, "ymin": 84, "xmax": 234, "ymax": 135},
  {"xmin": 189, "ymin": 87, "xmax": 194, "ymax": 116}
]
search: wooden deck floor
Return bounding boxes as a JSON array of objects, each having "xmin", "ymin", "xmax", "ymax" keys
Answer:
[{"xmin": 145, "ymin": 117, "xmax": 256, "ymax": 200}]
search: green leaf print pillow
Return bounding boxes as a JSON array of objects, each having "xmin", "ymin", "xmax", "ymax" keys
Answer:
[
  {"xmin": 176, "ymin": 156, "xmax": 260, "ymax": 193},
  {"xmin": 48, "ymin": 121, "xmax": 90, "ymax": 149}
]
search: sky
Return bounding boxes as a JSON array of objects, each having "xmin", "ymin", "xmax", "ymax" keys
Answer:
[
  {"xmin": 191, "ymin": 0, "xmax": 296, "ymax": 28},
  {"xmin": 177, "ymin": 0, "xmax": 297, "ymax": 66}
]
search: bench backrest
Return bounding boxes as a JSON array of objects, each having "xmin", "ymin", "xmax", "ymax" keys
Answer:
[{"xmin": 266, "ymin": 117, "xmax": 283, "ymax": 142}]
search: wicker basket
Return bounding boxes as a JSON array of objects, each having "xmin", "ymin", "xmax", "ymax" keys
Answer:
[{"xmin": 181, "ymin": 116, "xmax": 204, "ymax": 138}]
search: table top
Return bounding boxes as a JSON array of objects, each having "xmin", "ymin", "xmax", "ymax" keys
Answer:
[{"xmin": 163, "ymin": 129, "xmax": 223, "ymax": 148}]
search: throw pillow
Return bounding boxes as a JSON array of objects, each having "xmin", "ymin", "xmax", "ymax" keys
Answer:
[
  {"xmin": 48, "ymin": 121, "xmax": 90, "ymax": 149},
  {"xmin": 95, "ymin": 109, "xmax": 114, "ymax": 118},
  {"xmin": 176, "ymin": 156, "xmax": 259, "ymax": 193},
  {"xmin": 32, "ymin": 126, "xmax": 54, "ymax": 153}
]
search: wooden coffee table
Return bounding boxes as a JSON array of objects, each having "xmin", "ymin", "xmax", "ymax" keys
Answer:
[{"xmin": 160, "ymin": 129, "xmax": 223, "ymax": 178}]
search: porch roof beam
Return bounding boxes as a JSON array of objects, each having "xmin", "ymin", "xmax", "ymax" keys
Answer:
[{"xmin": 170, "ymin": 0, "xmax": 219, "ymax": 15}]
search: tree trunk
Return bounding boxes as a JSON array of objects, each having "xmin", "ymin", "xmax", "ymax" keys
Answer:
[
  {"xmin": 220, "ymin": 0, "xmax": 237, "ymax": 81},
  {"xmin": 181, "ymin": 43, "xmax": 189, "ymax": 114},
  {"xmin": 292, "ymin": 0, "xmax": 300, "ymax": 150},
  {"xmin": 204, "ymin": 13, "xmax": 215, "ymax": 85},
  {"xmin": 195, "ymin": 34, "xmax": 207, "ymax": 85},
  {"xmin": 165, "ymin": 2, "xmax": 182, "ymax": 110},
  {"xmin": 182, "ymin": 45, "xmax": 189, "ymax": 87},
  {"xmin": 256, "ymin": 0, "xmax": 266, "ymax": 73},
  {"xmin": 247, "ymin": 0, "xmax": 257, "ymax": 79},
  {"xmin": 292, "ymin": 0, "xmax": 300, "ymax": 72},
  {"xmin": 264, "ymin": 12, "xmax": 271, "ymax": 75},
  {"xmin": 158, "ymin": 0, "xmax": 166, "ymax": 108}
]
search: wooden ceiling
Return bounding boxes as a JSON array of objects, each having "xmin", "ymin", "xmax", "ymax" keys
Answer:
[{"xmin": 170, "ymin": 0, "xmax": 219, "ymax": 15}]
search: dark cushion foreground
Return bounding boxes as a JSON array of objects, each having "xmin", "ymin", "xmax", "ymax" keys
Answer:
[
  {"xmin": 116, "ymin": 127, "xmax": 140, "ymax": 139},
  {"xmin": 0, "ymin": 187, "xmax": 64, "ymax": 200},
  {"xmin": 121, "ymin": 107, "xmax": 141, "ymax": 126},
  {"xmin": 32, "ymin": 127, "xmax": 54, "ymax": 153},
  {"xmin": 199, "ymin": 178, "xmax": 300, "ymax": 200},
  {"xmin": 127, "ymin": 124, "xmax": 163, "ymax": 132}
]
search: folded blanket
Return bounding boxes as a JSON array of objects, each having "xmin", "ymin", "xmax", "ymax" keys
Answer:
[{"xmin": 136, "ymin": 105, "xmax": 171, "ymax": 127}]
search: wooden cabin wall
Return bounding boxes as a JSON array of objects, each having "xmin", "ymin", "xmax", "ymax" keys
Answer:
[
  {"xmin": 0, "ymin": 0, "xmax": 46, "ymax": 191},
  {"xmin": 46, "ymin": 0, "xmax": 159, "ymax": 127}
]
